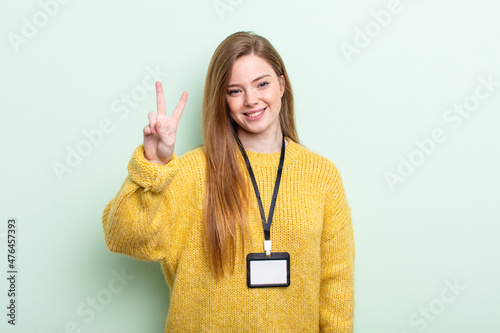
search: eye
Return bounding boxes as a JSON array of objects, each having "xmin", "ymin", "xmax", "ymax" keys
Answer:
[
  {"xmin": 228, "ymin": 89, "xmax": 241, "ymax": 95},
  {"xmin": 258, "ymin": 81, "xmax": 269, "ymax": 88}
]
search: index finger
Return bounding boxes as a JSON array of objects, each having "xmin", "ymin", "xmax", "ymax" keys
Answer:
[
  {"xmin": 156, "ymin": 81, "xmax": 166, "ymax": 116},
  {"xmin": 171, "ymin": 91, "xmax": 188, "ymax": 122}
]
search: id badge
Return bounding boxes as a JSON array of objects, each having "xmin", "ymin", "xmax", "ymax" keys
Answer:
[{"xmin": 247, "ymin": 252, "xmax": 290, "ymax": 288}]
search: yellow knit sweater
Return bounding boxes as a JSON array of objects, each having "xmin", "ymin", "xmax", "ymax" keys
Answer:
[{"xmin": 102, "ymin": 139, "xmax": 354, "ymax": 332}]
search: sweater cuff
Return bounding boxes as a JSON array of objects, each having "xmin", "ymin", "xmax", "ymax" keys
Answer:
[{"xmin": 127, "ymin": 145, "xmax": 179, "ymax": 193}]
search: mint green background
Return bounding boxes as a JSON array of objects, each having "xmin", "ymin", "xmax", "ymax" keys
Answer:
[{"xmin": 1, "ymin": 0, "xmax": 499, "ymax": 332}]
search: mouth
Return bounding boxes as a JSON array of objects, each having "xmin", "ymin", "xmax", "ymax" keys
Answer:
[{"xmin": 244, "ymin": 107, "xmax": 266, "ymax": 118}]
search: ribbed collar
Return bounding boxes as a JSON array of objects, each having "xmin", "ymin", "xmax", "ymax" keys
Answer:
[{"xmin": 236, "ymin": 138, "xmax": 301, "ymax": 167}]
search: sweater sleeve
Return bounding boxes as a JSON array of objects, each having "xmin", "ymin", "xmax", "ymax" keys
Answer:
[
  {"xmin": 102, "ymin": 145, "xmax": 180, "ymax": 262},
  {"xmin": 319, "ymin": 167, "xmax": 355, "ymax": 332}
]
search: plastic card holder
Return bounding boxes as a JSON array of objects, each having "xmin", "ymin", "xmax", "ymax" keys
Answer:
[{"xmin": 247, "ymin": 252, "xmax": 290, "ymax": 288}]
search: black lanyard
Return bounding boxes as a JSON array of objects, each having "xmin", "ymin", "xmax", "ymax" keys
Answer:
[{"xmin": 236, "ymin": 136, "xmax": 286, "ymax": 245}]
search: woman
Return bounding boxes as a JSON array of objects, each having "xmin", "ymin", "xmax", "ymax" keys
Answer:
[{"xmin": 103, "ymin": 31, "xmax": 354, "ymax": 332}]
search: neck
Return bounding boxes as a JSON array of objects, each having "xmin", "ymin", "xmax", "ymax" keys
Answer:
[{"xmin": 236, "ymin": 128, "xmax": 285, "ymax": 153}]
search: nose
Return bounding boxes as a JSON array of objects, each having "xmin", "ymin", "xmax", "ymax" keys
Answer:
[{"xmin": 244, "ymin": 90, "xmax": 258, "ymax": 106}]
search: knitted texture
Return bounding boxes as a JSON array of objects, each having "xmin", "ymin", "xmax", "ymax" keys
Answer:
[{"xmin": 102, "ymin": 139, "xmax": 354, "ymax": 332}]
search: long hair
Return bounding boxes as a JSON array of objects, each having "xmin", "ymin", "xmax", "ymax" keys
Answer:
[{"xmin": 202, "ymin": 31, "xmax": 298, "ymax": 277}]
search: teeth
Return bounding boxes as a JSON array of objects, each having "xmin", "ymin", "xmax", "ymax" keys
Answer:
[{"xmin": 247, "ymin": 109, "xmax": 264, "ymax": 117}]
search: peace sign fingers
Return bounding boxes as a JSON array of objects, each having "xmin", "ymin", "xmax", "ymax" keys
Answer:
[
  {"xmin": 144, "ymin": 81, "xmax": 189, "ymax": 164},
  {"xmin": 155, "ymin": 81, "xmax": 188, "ymax": 124}
]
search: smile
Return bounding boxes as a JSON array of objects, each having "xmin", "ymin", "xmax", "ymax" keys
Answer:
[{"xmin": 244, "ymin": 107, "xmax": 266, "ymax": 118}]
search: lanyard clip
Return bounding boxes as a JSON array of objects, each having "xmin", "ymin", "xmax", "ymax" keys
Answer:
[{"xmin": 264, "ymin": 240, "xmax": 272, "ymax": 256}]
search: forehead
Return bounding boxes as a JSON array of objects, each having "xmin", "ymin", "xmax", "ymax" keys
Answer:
[{"xmin": 229, "ymin": 55, "xmax": 275, "ymax": 81}]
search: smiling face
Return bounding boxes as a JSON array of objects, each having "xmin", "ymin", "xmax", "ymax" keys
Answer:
[{"xmin": 226, "ymin": 54, "xmax": 285, "ymax": 145}]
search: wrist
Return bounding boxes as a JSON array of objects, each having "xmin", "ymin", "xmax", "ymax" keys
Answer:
[{"xmin": 143, "ymin": 153, "xmax": 170, "ymax": 165}]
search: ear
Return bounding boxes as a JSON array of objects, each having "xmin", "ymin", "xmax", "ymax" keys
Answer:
[{"xmin": 279, "ymin": 74, "xmax": 285, "ymax": 97}]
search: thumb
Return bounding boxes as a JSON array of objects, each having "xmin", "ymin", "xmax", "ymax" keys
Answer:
[
  {"xmin": 155, "ymin": 121, "xmax": 172, "ymax": 142},
  {"xmin": 154, "ymin": 121, "xmax": 163, "ymax": 133}
]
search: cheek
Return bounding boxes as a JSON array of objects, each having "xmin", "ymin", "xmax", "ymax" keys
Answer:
[
  {"xmin": 267, "ymin": 88, "xmax": 282, "ymax": 107},
  {"xmin": 226, "ymin": 98, "xmax": 235, "ymax": 113},
  {"xmin": 226, "ymin": 99, "xmax": 239, "ymax": 119}
]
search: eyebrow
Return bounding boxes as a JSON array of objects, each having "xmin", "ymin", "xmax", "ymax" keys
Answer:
[{"xmin": 227, "ymin": 74, "xmax": 272, "ymax": 88}]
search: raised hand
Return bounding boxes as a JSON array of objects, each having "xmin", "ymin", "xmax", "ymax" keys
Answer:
[{"xmin": 143, "ymin": 81, "xmax": 188, "ymax": 164}]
